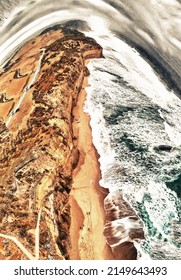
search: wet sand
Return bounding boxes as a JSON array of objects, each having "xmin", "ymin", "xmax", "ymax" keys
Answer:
[{"xmin": 69, "ymin": 74, "xmax": 116, "ymax": 260}]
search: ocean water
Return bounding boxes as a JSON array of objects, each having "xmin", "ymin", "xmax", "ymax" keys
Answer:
[
  {"xmin": 0, "ymin": 0, "xmax": 181, "ymax": 259},
  {"xmin": 85, "ymin": 49, "xmax": 181, "ymax": 259}
]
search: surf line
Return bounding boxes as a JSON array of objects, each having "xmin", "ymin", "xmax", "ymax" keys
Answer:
[{"xmin": 5, "ymin": 48, "xmax": 46, "ymax": 128}]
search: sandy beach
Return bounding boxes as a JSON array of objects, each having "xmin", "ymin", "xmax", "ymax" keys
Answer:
[{"xmin": 69, "ymin": 71, "xmax": 115, "ymax": 260}]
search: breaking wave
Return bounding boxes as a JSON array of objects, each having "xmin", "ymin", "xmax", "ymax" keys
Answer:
[{"xmin": 0, "ymin": 0, "xmax": 181, "ymax": 259}]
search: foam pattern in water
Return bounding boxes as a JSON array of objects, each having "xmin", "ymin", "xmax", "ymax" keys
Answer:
[{"xmin": 85, "ymin": 48, "xmax": 181, "ymax": 259}]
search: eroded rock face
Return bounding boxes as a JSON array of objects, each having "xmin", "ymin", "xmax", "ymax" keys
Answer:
[
  {"xmin": 104, "ymin": 190, "xmax": 145, "ymax": 260},
  {"xmin": 0, "ymin": 26, "xmax": 102, "ymax": 260}
]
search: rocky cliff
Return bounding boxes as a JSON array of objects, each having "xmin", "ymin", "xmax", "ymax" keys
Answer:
[{"xmin": 0, "ymin": 26, "xmax": 102, "ymax": 260}]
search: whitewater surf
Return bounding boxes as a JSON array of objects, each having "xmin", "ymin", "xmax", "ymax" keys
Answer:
[{"xmin": 0, "ymin": 0, "xmax": 180, "ymax": 259}]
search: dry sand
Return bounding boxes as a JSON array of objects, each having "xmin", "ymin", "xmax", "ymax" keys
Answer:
[{"xmin": 69, "ymin": 75, "xmax": 116, "ymax": 260}]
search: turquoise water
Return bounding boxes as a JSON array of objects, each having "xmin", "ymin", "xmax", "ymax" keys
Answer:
[
  {"xmin": 86, "ymin": 54, "xmax": 181, "ymax": 259},
  {"xmin": 0, "ymin": 0, "xmax": 180, "ymax": 260}
]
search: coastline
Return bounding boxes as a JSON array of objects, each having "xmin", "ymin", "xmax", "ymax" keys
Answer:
[
  {"xmin": 69, "ymin": 68, "xmax": 115, "ymax": 260},
  {"xmin": 0, "ymin": 28, "xmax": 107, "ymax": 260}
]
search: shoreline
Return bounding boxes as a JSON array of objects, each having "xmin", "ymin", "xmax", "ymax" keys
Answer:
[{"xmin": 69, "ymin": 68, "xmax": 115, "ymax": 260}]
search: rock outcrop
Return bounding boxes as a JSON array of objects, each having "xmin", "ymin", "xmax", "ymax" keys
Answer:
[
  {"xmin": 104, "ymin": 190, "xmax": 145, "ymax": 260},
  {"xmin": 0, "ymin": 26, "xmax": 102, "ymax": 260}
]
